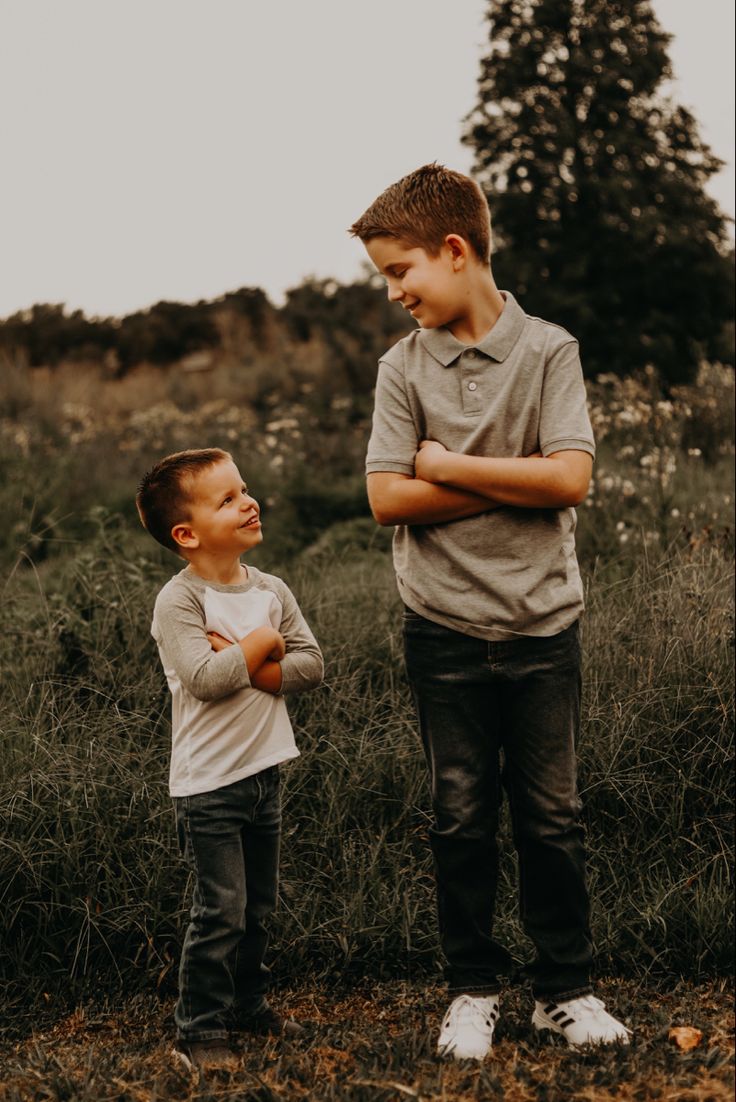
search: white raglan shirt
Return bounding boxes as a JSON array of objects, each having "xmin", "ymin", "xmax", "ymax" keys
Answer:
[{"xmin": 151, "ymin": 565, "xmax": 323, "ymax": 797}]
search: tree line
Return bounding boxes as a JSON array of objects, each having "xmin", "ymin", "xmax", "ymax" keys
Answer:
[{"xmin": 1, "ymin": 0, "xmax": 733, "ymax": 388}]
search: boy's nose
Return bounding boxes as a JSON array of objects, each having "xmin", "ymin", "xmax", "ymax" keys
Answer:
[{"xmin": 387, "ymin": 281, "xmax": 403, "ymax": 303}]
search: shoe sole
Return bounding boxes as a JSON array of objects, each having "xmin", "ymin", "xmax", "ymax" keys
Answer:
[
  {"xmin": 438, "ymin": 1044, "xmax": 491, "ymax": 1061},
  {"xmin": 532, "ymin": 1011, "xmax": 630, "ymax": 1049}
]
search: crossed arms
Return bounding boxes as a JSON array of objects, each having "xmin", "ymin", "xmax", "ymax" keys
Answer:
[
  {"xmin": 367, "ymin": 441, "xmax": 592, "ymax": 527},
  {"xmin": 208, "ymin": 626, "xmax": 286, "ymax": 693}
]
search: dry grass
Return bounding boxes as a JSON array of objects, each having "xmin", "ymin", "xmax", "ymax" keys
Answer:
[{"xmin": 1, "ymin": 980, "xmax": 733, "ymax": 1101}]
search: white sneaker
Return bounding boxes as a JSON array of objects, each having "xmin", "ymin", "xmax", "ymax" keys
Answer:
[
  {"xmin": 532, "ymin": 995, "xmax": 631, "ymax": 1048},
  {"xmin": 437, "ymin": 994, "xmax": 499, "ymax": 1060}
]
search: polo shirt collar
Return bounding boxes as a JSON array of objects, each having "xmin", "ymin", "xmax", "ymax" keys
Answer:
[{"xmin": 419, "ymin": 291, "xmax": 526, "ymax": 366}]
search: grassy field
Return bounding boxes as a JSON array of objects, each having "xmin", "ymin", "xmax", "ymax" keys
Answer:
[
  {"xmin": 1, "ymin": 980, "xmax": 733, "ymax": 1101},
  {"xmin": 0, "ymin": 360, "xmax": 733, "ymax": 1098}
]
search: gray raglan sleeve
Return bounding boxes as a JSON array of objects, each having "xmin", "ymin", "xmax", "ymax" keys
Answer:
[
  {"xmin": 152, "ymin": 581, "xmax": 251, "ymax": 702},
  {"xmin": 270, "ymin": 578, "xmax": 324, "ymax": 695},
  {"xmin": 538, "ymin": 339, "xmax": 596, "ymax": 458},
  {"xmin": 365, "ymin": 359, "xmax": 419, "ymax": 476}
]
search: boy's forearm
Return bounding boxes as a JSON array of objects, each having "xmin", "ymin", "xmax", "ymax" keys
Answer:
[
  {"xmin": 238, "ymin": 626, "xmax": 283, "ymax": 677},
  {"xmin": 250, "ymin": 660, "xmax": 283, "ymax": 694},
  {"xmin": 418, "ymin": 449, "xmax": 592, "ymax": 509},
  {"xmin": 367, "ymin": 472, "xmax": 498, "ymax": 526}
]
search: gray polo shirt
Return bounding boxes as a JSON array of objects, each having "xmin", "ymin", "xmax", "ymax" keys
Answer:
[{"xmin": 365, "ymin": 291, "xmax": 595, "ymax": 640}]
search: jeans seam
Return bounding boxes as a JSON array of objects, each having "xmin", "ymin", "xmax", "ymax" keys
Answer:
[{"xmin": 181, "ymin": 799, "xmax": 194, "ymax": 1031}]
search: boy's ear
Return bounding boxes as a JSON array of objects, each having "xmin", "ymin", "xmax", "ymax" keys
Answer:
[
  {"xmin": 171, "ymin": 523, "xmax": 199, "ymax": 550},
  {"xmin": 443, "ymin": 234, "xmax": 470, "ymax": 269}
]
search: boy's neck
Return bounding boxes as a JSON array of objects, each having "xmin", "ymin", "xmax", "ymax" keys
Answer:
[
  {"xmin": 184, "ymin": 552, "xmax": 247, "ymax": 586},
  {"xmin": 446, "ymin": 269, "xmax": 505, "ymax": 345}
]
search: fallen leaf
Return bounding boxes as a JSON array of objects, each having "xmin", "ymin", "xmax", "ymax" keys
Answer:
[{"xmin": 669, "ymin": 1026, "xmax": 703, "ymax": 1051}]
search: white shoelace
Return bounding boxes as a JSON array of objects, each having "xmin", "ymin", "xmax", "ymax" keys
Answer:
[{"xmin": 442, "ymin": 995, "xmax": 497, "ymax": 1031}]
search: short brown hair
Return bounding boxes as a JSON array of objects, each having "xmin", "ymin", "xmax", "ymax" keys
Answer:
[
  {"xmin": 136, "ymin": 448, "xmax": 231, "ymax": 553},
  {"xmin": 349, "ymin": 163, "xmax": 491, "ymax": 264}
]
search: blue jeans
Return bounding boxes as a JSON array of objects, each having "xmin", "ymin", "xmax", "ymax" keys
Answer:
[
  {"xmin": 173, "ymin": 767, "xmax": 281, "ymax": 1043},
  {"xmin": 403, "ymin": 608, "xmax": 593, "ymax": 1000}
]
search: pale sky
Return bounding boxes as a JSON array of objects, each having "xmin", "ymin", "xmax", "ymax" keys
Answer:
[{"xmin": 0, "ymin": 0, "xmax": 733, "ymax": 319}]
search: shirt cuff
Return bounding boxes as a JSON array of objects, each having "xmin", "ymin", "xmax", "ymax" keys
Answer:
[
  {"xmin": 365, "ymin": 460, "xmax": 416, "ymax": 476},
  {"xmin": 540, "ymin": 438, "xmax": 595, "ymax": 458}
]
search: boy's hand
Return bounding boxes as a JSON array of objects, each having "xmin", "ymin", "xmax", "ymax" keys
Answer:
[
  {"xmin": 207, "ymin": 631, "xmax": 234, "ymax": 652},
  {"xmin": 415, "ymin": 439, "xmax": 449, "ymax": 483},
  {"xmin": 269, "ymin": 633, "xmax": 286, "ymax": 662}
]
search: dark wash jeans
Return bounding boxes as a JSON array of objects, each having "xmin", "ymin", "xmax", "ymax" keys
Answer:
[
  {"xmin": 403, "ymin": 608, "xmax": 593, "ymax": 1000},
  {"xmin": 173, "ymin": 767, "xmax": 281, "ymax": 1043}
]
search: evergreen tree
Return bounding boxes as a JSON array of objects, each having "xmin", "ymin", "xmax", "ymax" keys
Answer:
[{"xmin": 463, "ymin": 0, "xmax": 734, "ymax": 382}]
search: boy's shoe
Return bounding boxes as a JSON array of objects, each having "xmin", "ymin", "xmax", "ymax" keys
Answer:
[
  {"xmin": 171, "ymin": 1041, "xmax": 239, "ymax": 1071},
  {"xmin": 532, "ymin": 995, "xmax": 631, "ymax": 1049},
  {"xmin": 234, "ymin": 1005, "xmax": 305, "ymax": 1039},
  {"xmin": 437, "ymin": 994, "xmax": 500, "ymax": 1061}
]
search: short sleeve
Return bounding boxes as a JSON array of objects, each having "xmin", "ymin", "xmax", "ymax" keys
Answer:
[
  {"xmin": 538, "ymin": 340, "xmax": 595, "ymax": 458},
  {"xmin": 365, "ymin": 360, "xmax": 419, "ymax": 476}
]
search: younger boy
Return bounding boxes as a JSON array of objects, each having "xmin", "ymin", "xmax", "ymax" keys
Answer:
[
  {"xmin": 350, "ymin": 165, "xmax": 630, "ymax": 1059},
  {"xmin": 136, "ymin": 448, "xmax": 323, "ymax": 1070}
]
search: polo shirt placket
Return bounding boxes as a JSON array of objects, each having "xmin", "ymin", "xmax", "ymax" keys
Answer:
[{"xmin": 459, "ymin": 350, "xmax": 484, "ymax": 416}]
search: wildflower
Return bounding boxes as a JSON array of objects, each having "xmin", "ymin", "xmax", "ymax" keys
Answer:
[{"xmin": 265, "ymin": 418, "xmax": 300, "ymax": 432}]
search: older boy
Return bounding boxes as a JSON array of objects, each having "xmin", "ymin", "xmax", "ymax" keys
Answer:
[
  {"xmin": 136, "ymin": 448, "xmax": 323, "ymax": 1070},
  {"xmin": 350, "ymin": 165, "xmax": 630, "ymax": 1059}
]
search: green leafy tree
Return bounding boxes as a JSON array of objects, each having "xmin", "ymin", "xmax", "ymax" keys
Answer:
[
  {"xmin": 0, "ymin": 304, "xmax": 116, "ymax": 366},
  {"xmin": 463, "ymin": 0, "xmax": 734, "ymax": 382},
  {"xmin": 116, "ymin": 300, "xmax": 220, "ymax": 371}
]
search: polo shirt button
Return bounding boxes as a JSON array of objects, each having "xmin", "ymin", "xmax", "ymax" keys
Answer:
[{"xmin": 468, "ymin": 381, "xmax": 477, "ymax": 391}]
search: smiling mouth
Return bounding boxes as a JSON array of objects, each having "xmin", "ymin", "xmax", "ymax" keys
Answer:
[{"xmin": 240, "ymin": 515, "xmax": 260, "ymax": 529}]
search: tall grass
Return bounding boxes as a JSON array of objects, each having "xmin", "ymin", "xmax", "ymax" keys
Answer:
[
  {"xmin": 1, "ymin": 359, "xmax": 732, "ymax": 1002},
  {"xmin": 1, "ymin": 516, "xmax": 732, "ymax": 1000}
]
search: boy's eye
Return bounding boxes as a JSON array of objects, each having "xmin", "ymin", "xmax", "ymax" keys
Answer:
[{"xmin": 241, "ymin": 486, "xmax": 249, "ymax": 495}]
